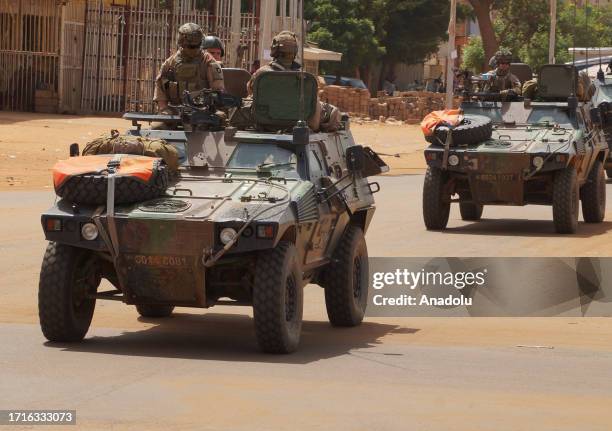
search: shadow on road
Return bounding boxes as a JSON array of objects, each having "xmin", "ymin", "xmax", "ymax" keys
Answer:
[
  {"xmin": 445, "ymin": 219, "xmax": 612, "ymax": 238},
  {"xmin": 48, "ymin": 313, "xmax": 418, "ymax": 364}
]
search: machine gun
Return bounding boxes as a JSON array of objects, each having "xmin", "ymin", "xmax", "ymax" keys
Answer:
[{"xmin": 175, "ymin": 89, "xmax": 242, "ymax": 131}]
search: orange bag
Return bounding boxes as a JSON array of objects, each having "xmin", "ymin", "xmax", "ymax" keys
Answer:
[{"xmin": 421, "ymin": 109, "xmax": 463, "ymax": 137}]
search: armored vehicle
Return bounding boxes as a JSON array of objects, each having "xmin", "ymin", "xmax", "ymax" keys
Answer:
[
  {"xmin": 423, "ymin": 64, "xmax": 608, "ymax": 234},
  {"xmin": 592, "ymin": 73, "xmax": 612, "ymax": 177},
  {"xmin": 38, "ymin": 71, "xmax": 388, "ymax": 353}
]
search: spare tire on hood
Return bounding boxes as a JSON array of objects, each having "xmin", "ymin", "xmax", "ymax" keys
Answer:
[
  {"xmin": 53, "ymin": 155, "xmax": 168, "ymax": 205},
  {"xmin": 425, "ymin": 114, "xmax": 493, "ymax": 147}
]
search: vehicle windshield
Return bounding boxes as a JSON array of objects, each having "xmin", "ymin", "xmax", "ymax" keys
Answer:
[
  {"xmin": 227, "ymin": 143, "xmax": 297, "ymax": 171},
  {"xmin": 463, "ymin": 104, "xmax": 573, "ymax": 126}
]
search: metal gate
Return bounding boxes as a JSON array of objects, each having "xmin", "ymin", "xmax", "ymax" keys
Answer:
[
  {"xmin": 81, "ymin": 0, "xmax": 260, "ymax": 114},
  {"xmin": 0, "ymin": 0, "xmax": 61, "ymax": 112}
]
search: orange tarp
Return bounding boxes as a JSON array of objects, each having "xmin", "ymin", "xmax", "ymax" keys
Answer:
[
  {"xmin": 53, "ymin": 155, "xmax": 159, "ymax": 189},
  {"xmin": 421, "ymin": 109, "xmax": 463, "ymax": 137}
]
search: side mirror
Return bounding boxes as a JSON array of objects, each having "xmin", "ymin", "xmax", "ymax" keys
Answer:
[
  {"xmin": 346, "ymin": 146, "xmax": 365, "ymax": 173},
  {"xmin": 69, "ymin": 143, "xmax": 80, "ymax": 157},
  {"xmin": 590, "ymin": 107, "xmax": 603, "ymax": 126}
]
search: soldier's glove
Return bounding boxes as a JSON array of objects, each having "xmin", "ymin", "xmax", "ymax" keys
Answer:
[{"xmin": 159, "ymin": 107, "xmax": 174, "ymax": 115}]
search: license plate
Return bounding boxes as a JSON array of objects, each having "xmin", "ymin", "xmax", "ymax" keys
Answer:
[
  {"xmin": 475, "ymin": 173, "xmax": 517, "ymax": 182},
  {"xmin": 127, "ymin": 254, "xmax": 192, "ymax": 268}
]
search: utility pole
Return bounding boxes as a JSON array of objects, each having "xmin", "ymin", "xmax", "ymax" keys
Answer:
[
  {"xmin": 446, "ymin": 0, "xmax": 457, "ymax": 109},
  {"xmin": 549, "ymin": 0, "xmax": 557, "ymax": 64}
]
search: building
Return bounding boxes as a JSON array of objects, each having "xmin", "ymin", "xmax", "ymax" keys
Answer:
[{"xmin": 0, "ymin": 0, "xmax": 307, "ymax": 114}]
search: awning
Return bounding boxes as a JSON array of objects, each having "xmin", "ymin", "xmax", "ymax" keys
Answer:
[{"xmin": 304, "ymin": 46, "xmax": 342, "ymax": 62}]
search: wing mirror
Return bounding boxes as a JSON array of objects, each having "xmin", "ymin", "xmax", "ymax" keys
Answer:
[{"xmin": 346, "ymin": 146, "xmax": 365, "ymax": 174}]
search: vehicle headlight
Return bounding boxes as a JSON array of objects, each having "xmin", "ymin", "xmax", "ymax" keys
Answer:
[
  {"xmin": 81, "ymin": 223, "xmax": 99, "ymax": 241},
  {"xmin": 532, "ymin": 156, "xmax": 544, "ymax": 169},
  {"xmin": 448, "ymin": 155, "xmax": 460, "ymax": 166},
  {"xmin": 220, "ymin": 228, "xmax": 237, "ymax": 245}
]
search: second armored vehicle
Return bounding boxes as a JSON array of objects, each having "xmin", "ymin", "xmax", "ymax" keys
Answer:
[{"xmin": 423, "ymin": 64, "xmax": 608, "ymax": 234}]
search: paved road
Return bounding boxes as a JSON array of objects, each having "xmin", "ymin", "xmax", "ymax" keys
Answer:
[{"xmin": 1, "ymin": 178, "xmax": 612, "ymax": 430}]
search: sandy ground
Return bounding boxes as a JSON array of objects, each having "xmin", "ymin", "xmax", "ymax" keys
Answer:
[
  {"xmin": 0, "ymin": 112, "xmax": 426, "ymax": 191},
  {"xmin": 1, "ymin": 112, "xmax": 612, "ymax": 429}
]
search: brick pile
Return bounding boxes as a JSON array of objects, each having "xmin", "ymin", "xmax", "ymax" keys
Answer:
[{"xmin": 318, "ymin": 85, "xmax": 461, "ymax": 124}]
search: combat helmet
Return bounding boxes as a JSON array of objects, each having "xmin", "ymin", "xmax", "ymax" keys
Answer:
[
  {"xmin": 271, "ymin": 31, "xmax": 298, "ymax": 59},
  {"xmin": 494, "ymin": 48, "xmax": 513, "ymax": 65},
  {"xmin": 178, "ymin": 23, "xmax": 204, "ymax": 48},
  {"xmin": 202, "ymin": 35, "xmax": 225, "ymax": 57}
]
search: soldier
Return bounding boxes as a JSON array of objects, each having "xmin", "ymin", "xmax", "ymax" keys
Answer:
[
  {"xmin": 154, "ymin": 23, "xmax": 224, "ymax": 114},
  {"xmin": 484, "ymin": 49, "xmax": 522, "ymax": 98},
  {"xmin": 202, "ymin": 35, "xmax": 225, "ymax": 65},
  {"xmin": 246, "ymin": 31, "xmax": 301, "ymax": 96}
]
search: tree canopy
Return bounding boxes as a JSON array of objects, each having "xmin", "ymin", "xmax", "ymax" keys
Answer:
[{"xmin": 305, "ymin": 0, "xmax": 451, "ymax": 84}]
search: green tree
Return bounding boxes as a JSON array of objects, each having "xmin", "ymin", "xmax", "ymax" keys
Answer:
[
  {"xmin": 306, "ymin": 0, "xmax": 385, "ymax": 79},
  {"xmin": 461, "ymin": 36, "xmax": 485, "ymax": 73},
  {"xmin": 377, "ymin": 0, "xmax": 450, "ymax": 86}
]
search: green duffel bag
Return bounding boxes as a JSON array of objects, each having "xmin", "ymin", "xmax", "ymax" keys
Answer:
[{"xmin": 82, "ymin": 130, "xmax": 179, "ymax": 172}]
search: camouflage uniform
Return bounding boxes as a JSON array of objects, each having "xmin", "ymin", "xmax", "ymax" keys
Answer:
[
  {"xmin": 154, "ymin": 23, "xmax": 224, "ymax": 111},
  {"xmin": 484, "ymin": 49, "xmax": 522, "ymax": 96},
  {"xmin": 245, "ymin": 31, "xmax": 338, "ymax": 132}
]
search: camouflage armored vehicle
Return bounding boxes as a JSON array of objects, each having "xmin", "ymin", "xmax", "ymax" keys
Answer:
[
  {"xmin": 592, "ymin": 73, "xmax": 612, "ymax": 177},
  {"xmin": 38, "ymin": 70, "xmax": 388, "ymax": 353},
  {"xmin": 423, "ymin": 64, "xmax": 608, "ymax": 234}
]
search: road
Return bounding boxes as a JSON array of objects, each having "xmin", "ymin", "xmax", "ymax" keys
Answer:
[{"xmin": 1, "ymin": 177, "xmax": 612, "ymax": 430}]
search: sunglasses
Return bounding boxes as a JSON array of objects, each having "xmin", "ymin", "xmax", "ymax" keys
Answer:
[{"xmin": 185, "ymin": 44, "xmax": 200, "ymax": 49}]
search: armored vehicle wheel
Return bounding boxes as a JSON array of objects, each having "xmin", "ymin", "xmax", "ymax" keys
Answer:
[
  {"xmin": 136, "ymin": 304, "xmax": 175, "ymax": 318},
  {"xmin": 553, "ymin": 166, "xmax": 579, "ymax": 234},
  {"xmin": 38, "ymin": 242, "xmax": 99, "ymax": 342},
  {"xmin": 322, "ymin": 225, "xmax": 369, "ymax": 327},
  {"xmin": 459, "ymin": 202, "xmax": 484, "ymax": 221},
  {"xmin": 606, "ymin": 168, "xmax": 612, "ymax": 179},
  {"xmin": 423, "ymin": 167, "xmax": 451, "ymax": 230},
  {"xmin": 253, "ymin": 242, "xmax": 303, "ymax": 354},
  {"xmin": 425, "ymin": 115, "xmax": 492, "ymax": 147},
  {"xmin": 581, "ymin": 159, "xmax": 606, "ymax": 223}
]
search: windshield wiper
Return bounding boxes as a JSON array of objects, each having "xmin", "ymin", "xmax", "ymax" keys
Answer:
[{"xmin": 256, "ymin": 162, "xmax": 296, "ymax": 171}]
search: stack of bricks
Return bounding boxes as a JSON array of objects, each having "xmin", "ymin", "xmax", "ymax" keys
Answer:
[
  {"xmin": 319, "ymin": 84, "xmax": 461, "ymax": 123},
  {"xmin": 319, "ymin": 85, "xmax": 371, "ymax": 117}
]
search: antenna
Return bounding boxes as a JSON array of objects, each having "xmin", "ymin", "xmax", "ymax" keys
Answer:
[
  {"xmin": 571, "ymin": 0, "xmax": 577, "ymax": 96},
  {"xmin": 298, "ymin": 0, "xmax": 305, "ymax": 124},
  {"xmin": 585, "ymin": 2, "xmax": 589, "ymax": 71}
]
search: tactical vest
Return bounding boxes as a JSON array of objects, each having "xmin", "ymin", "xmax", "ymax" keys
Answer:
[{"xmin": 166, "ymin": 54, "xmax": 209, "ymax": 104}]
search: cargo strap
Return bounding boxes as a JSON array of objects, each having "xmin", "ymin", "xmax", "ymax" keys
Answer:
[{"xmin": 441, "ymin": 129, "xmax": 453, "ymax": 170}]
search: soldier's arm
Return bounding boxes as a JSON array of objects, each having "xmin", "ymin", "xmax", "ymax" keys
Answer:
[
  {"xmin": 154, "ymin": 60, "xmax": 171, "ymax": 109},
  {"xmin": 511, "ymin": 74, "xmax": 522, "ymax": 95},
  {"xmin": 207, "ymin": 59, "xmax": 225, "ymax": 91}
]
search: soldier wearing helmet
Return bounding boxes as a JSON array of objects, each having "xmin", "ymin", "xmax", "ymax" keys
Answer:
[
  {"xmin": 246, "ymin": 30, "xmax": 300, "ymax": 95},
  {"xmin": 154, "ymin": 23, "xmax": 224, "ymax": 113},
  {"xmin": 484, "ymin": 48, "xmax": 522, "ymax": 98},
  {"xmin": 202, "ymin": 35, "xmax": 225, "ymax": 65}
]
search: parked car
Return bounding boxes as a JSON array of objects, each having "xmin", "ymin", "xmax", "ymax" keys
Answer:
[{"xmin": 322, "ymin": 75, "xmax": 368, "ymax": 89}]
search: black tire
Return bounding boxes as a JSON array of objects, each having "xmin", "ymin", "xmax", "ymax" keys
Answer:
[
  {"xmin": 136, "ymin": 304, "xmax": 175, "ymax": 318},
  {"xmin": 252, "ymin": 242, "xmax": 303, "ymax": 354},
  {"xmin": 581, "ymin": 159, "xmax": 606, "ymax": 223},
  {"xmin": 553, "ymin": 166, "xmax": 579, "ymax": 234},
  {"xmin": 459, "ymin": 202, "xmax": 484, "ymax": 221},
  {"xmin": 56, "ymin": 159, "xmax": 168, "ymax": 205},
  {"xmin": 322, "ymin": 225, "xmax": 369, "ymax": 327},
  {"xmin": 425, "ymin": 115, "xmax": 492, "ymax": 147},
  {"xmin": 38, "ymin": 242, "xmax": 100, "ymax": 342},
  {"xmin": 423, "ymin": 166, "xmax": 451, "ymax": 230}
]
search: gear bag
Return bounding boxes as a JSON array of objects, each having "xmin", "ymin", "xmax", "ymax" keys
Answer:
[{"xmin": 82, "ymin": 130, "xmax": 179, "ymax": 172}]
